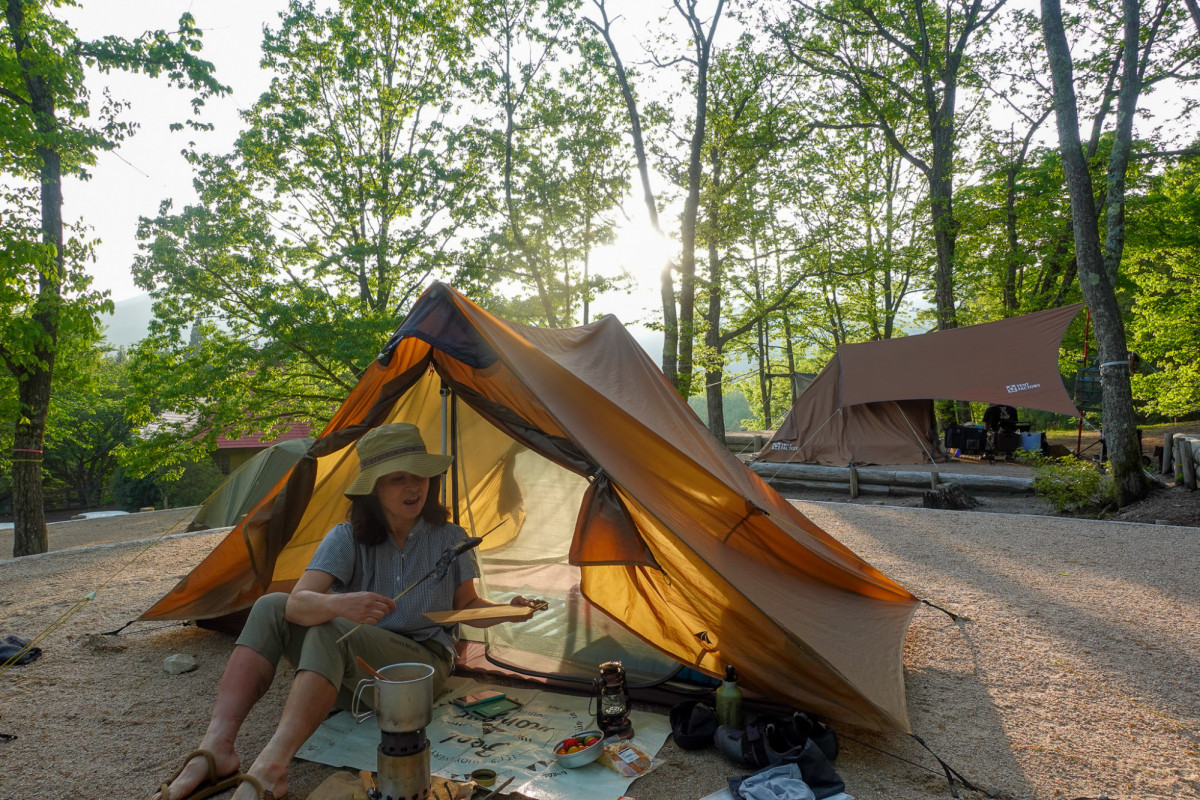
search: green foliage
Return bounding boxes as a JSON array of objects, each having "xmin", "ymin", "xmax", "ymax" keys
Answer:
[
  {"xmin": 42, "ymin": 342, "xmax": 132, "ymax": 508},
  {"xmin": 461, "ymin": 5, "xmax": 634, "ymax": 326},
  {"xmin": 109, "ymin": 457, "xmax": 225, "ymax": 511},
  {"xmin": 688, "ymin": 390, "xmax": 752, "ymax": 432},
  {"xmin": 2, "ymin": 1, "xmax": 226, "ymax": 552},
  {"xmin": 1030, "ymin": 455, "xmax": 1115, "ymax": 513},
  {"xmin": 1126, "ymin": 151, "xmax": 1200, "ymax": 419},
  {"xmin": 128, "ymin": 0, "xmax": 480, "ymax": 467}
]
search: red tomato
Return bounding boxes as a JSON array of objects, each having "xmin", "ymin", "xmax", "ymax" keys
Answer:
[{"xmin": 562, "ymin": 737, "xmax": 578, "ymax": 748}]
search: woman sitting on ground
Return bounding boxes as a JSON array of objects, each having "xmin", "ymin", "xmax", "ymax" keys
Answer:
[{"xmin": 155, "ymin": 422, "xmax": 538, "ymax": 800}]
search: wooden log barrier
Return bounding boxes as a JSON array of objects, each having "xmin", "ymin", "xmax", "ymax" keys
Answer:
[
  {"xmin": 748, "ymin": 461, "xmax": 1034, "ymax": 493},
  {"xmin": 767, "ymin": 478, "xmax": 927, "ymax": 497}
]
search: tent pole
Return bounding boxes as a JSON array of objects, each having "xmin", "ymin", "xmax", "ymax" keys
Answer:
[
  {"xmin": 450, "ymin": 388, "xmax": 460, "ymax": 525},
  {"xmin": 1076, "ymin": 309, "xmax": 1090, "ymax": 456},
  {"xmin": 440, "ymin": 381, "xmax": 451, "ymax": 508}
]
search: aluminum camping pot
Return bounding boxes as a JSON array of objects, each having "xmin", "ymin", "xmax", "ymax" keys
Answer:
[{"xmin": 352, "ymin": 662, "xmax": 435, "ymax": 732}]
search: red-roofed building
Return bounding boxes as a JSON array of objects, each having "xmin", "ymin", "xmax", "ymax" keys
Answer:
[{"xmin": 214, "ymin": 422, "xmax": 314, "ymax": 474}]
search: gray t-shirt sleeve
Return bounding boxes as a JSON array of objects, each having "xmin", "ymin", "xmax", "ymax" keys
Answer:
[{"xmin": 306, "ymin": 522, "xmax": 357, "ymax": 587}]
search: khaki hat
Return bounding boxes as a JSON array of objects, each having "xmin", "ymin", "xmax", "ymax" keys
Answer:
[{"xmin": 344, "ymin": 423, "xmax": 453, "ymax": 497}]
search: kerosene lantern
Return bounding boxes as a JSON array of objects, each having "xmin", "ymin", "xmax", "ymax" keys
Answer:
[{"xmin": 596, "ymin": 661, "xmax": 634, "ymax": 739}]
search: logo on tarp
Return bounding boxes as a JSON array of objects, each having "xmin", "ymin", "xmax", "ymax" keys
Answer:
[
  {"xmin": 1005, "ymin": 382, "xmax": 1041, "ymax": 394},
  {"xmin": 770, "ymin": 441, "xmax": 797, "ymax": 450}
]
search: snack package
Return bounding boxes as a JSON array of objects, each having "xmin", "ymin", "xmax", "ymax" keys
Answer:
[{"xmin": 597, "ymin": 740, "xmax": 661, "ymax": 778}]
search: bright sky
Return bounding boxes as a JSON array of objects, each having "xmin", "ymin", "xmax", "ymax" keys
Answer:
[{"xmin": 61, "ymin": 0, "xmax": 675, "ymax": 327}]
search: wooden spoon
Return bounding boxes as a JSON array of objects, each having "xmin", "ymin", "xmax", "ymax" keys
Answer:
[{"xmin": 355, "ymin": 655, "xmax": 386, "ymax": 681}]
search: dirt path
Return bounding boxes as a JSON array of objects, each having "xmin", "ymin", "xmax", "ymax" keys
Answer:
[{"xmin": 1, "ymin": 503, "xmax": 1197, "ymax": 800}]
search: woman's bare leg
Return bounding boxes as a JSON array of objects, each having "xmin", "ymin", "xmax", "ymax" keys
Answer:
[
  {"xmin": 156, "ymin": 645, "xmax": 275, "ymax": 800},
  {"xmin": 231, "ymin": 668, "xmax": 339, "ymax": 800}
]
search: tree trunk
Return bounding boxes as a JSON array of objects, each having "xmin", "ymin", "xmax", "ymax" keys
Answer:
[
  {"xmin": 672, "ymin": 0, "xmax": 725, "ymax": 398},
  {"xmin": 927, "ymin": 110, "xmax": 959, "ymax": 332},
  {"xmin": 584, "ymin": 3, "xmax": 678, "ymax": 379},
  {"xmin": 13, "ymin": 369, "xmax": 51, "ymax": 556},
  {"xmin": 7, "ymin": 0, "xmax": 63, "ymax": 556},
  {"xmin": 1041, "ymin": 0, "xmax": 1147, "ymax": 505},
  {"xmin": 677, "ymin": 68, "xmax": 707, "ymax": 399},
  {"xmin": 704, "ymin": 145, "xmax": 725, "ymax": 437}
]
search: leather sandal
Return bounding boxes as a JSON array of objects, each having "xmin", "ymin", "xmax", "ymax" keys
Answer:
[
  {"xmin": 233, "ymin": 773, "xmax": 288, "ymax": 800},
  {"xmin": 155, "ymin": 749, "xmax": 239, "ymax": 800}
]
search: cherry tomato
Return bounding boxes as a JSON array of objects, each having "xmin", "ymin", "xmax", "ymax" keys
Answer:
[{"xmin": 562, "ymin": 737, "xmax": 579, "ymax": 748}]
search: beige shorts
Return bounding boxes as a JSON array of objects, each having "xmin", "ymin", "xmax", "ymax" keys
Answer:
[{"xmin": 235, "ymin": 592, "xmax": 453, "ymax": 709}]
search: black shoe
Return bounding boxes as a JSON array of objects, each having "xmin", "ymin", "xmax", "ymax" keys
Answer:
[
  {"xmin": 773, "ymin": 710, "xmax": 839, "ymax": 761},
  {"xmin": 714, "ymin": 719, "xmax": 801, "ymax": 769},
  {"xmin": 670, "ymin": 700, "xmax": 717, "ymax": 750}
]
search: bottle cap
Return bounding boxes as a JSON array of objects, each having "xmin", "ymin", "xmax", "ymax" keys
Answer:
[{"xmin": 725, "ymin": 664, "xmax": 737, "ymax": 682}]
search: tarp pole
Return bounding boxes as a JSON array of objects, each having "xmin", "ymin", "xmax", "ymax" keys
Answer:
[{"xmin": 1076, "ymin": 309, "xmax": 1090, "ymax": 456}]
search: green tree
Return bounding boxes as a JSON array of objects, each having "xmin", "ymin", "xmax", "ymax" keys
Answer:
[
  {"xmin": 1, "ymin": 1, "xmax": 224, "ymax": 555},
  {"xmin": 774, "ymin": 0, "xmax": 1007, "ymax": 334},
  {"xmin": 585, "ymin": 0, "xmax": 728, "ymax": 396},
  {"xmin": 693, "ymin": 38, "xmax": 814, "ymax": 438},
  {"xmin": 464, "ymin": 6, "xmax": 633, "ymax": 326},
  {"xmin": 1125, "ymin": 152, "xmax": 1200, "ymax": 418},
  {"xmin": 1038, "ymin": 0, "xmax": 1186, "ymax": 504},
  {"xmin": 42, "ymin": 343, "xmax": 131, "ymax": 508},
  {"xmin": 127, "ymin": 0, "xmax": 476, "ymax": 474}
]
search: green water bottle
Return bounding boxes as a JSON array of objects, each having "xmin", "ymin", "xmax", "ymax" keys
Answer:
[{"xmin": 715, "ymin": 664, "xmax": 744, "ymax": 729}]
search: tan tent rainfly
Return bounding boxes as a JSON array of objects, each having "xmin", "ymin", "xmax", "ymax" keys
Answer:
[
  {"xmin": 143, "ymin": 283, "xmax": 920, "ymax": 732},
  {"xmin": 756, "ymin": 304, "xmax": 1084, "ymax": 466}
]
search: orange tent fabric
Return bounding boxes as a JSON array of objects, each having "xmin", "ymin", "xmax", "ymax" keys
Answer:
[
  {"xmin": 757, "ymin": 305, "xmax": 1083, "ymax": 466},
  {"xmin": 143, "ymin": 283, "xmax": 920, "ymax": 732}
]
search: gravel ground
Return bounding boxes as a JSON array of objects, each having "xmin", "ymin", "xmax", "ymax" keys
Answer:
[{"xmin": 1, "ymin": 500, "xmax": 1198, "ymax": 800}]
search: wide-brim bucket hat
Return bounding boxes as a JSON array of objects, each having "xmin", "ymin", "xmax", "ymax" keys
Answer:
[{"xmin": 344, "ymin": 423, "xmax": 454, "ymax": 497}]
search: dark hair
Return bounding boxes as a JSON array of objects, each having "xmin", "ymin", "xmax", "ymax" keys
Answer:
[{"xmin": 348, "ymin": 474, "xmax": 452, "ymax": 546}]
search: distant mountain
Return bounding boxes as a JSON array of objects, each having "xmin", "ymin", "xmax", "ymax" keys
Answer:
[{"xmin": 101, "ymin": 293, "xmax": 155, "ymax": 348}]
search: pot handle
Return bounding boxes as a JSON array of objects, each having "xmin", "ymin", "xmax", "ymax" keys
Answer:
[{"xmin": 351, "ymin": 677, "xmax": 376, "ymax": 724}]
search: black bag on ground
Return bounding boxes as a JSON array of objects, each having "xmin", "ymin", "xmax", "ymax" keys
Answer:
[{"xmin": 0, "ymin": 635, "xmax": 42, "ymax": 666}]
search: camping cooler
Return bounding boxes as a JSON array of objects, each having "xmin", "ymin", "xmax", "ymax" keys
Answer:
[{"xmin": 1019, "ymin": 431, "xmax": 1046, "ymax": 454}]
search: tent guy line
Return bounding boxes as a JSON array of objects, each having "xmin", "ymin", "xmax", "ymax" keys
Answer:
[{"xmin": 0, "ymin": 505, "xmax": 197, "ymax": 678}]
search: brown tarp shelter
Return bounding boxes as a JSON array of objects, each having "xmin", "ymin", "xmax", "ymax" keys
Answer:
[
  {"xmin": 756, "ymin": 304, "xmax": 1084, "ymax": 466},
  {"xmin": 143, "ymin": 282, "xmax": 919, "ymax": 732}
]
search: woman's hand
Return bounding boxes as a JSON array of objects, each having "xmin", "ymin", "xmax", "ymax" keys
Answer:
[
  {"xmin": 286, "ymin": 570, "xmax": 396, "ymax": 627},
  {"xmin": 501, "ymin": 595, "xmax": 536, "ymax": 622},
  {"xmin": 334, "ymin": 591, "xmax": 397, "ymax": 625},
  {"xmin": 453, "ymin": 581, "xmax": 541, "ymax": 626}
]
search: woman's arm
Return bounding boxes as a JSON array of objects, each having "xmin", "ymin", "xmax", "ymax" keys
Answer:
[
  {"xmin": 451, "ymin": 579, "xmax": 536, "ymax": 628},
  {"xmin": 285, "ymin": 569, "xmax": 398, "ymax": 627}
]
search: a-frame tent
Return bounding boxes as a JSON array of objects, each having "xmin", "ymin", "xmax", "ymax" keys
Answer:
[
  {"xmin": 143, "ymin": 282, "xmax": 920, "ymax": 732},
  {"xmin": 755, "ymin": 305, "xmax": 1084, "ymax": 467},
  {"xmin": 188, "ymin": 438, "xmax": 313, "ymax": 531}
]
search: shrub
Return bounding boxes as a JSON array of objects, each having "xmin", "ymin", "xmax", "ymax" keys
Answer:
[
  {"xmin": 1030, "ymin": 455, "xmax": 1115, "ymax": 513},
  {"xmin": 108, "ymin": 457, "xmax": 226, "ymax": 511}
]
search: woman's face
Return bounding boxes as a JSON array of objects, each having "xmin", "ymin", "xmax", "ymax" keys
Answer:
[{"xmin": 373, "ymin": 470, "xmax": 431, "ymax": 525}]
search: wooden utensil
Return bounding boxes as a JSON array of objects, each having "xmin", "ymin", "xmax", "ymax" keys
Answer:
[{"xmin": 355, "ymin": 655, "xmax": 386, "ymax": 681}]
